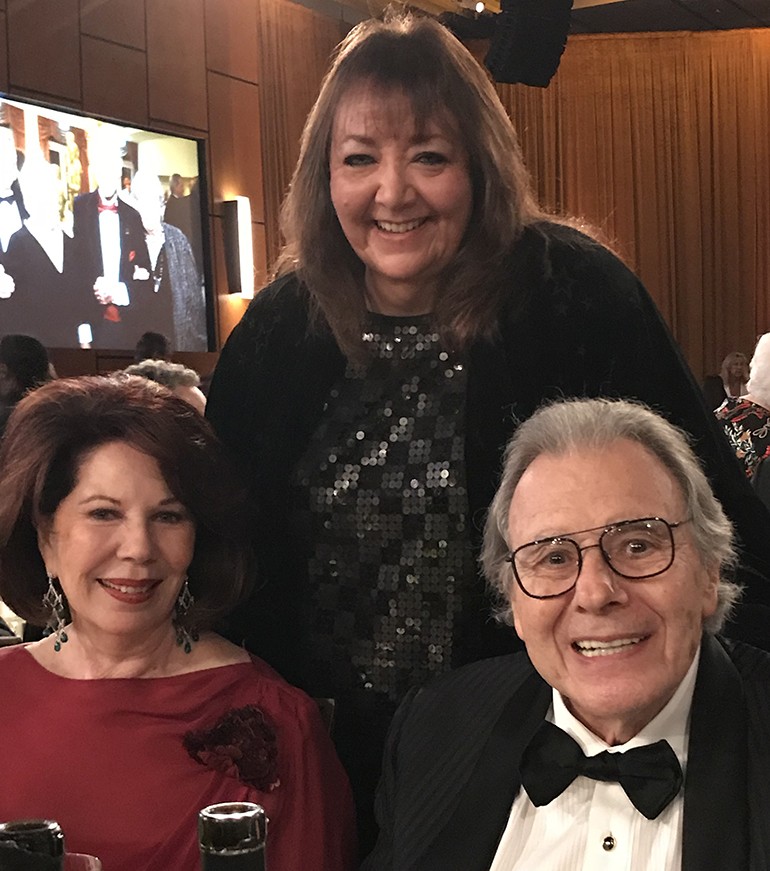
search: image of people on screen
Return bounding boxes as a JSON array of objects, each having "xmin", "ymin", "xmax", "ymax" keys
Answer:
[
  {"xmin": 164, "ymin": 172, "xmax": 204, "ymax": 276},
  {"xmin": 0, "ymin": 101, "xmax": 209, "ymax": 352},
  {"xmin": 1, "ymin": 157, "xmax": 79, "ymax": 347},
  {"xmin": 129, "ymin": 170, "xmax": 206, "ymax": 352},
  {"xmin": 72, "ymin": 126, "xmax": 154, "ymax": 349}
]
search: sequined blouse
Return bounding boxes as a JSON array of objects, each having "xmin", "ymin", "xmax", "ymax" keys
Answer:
[{"xmin": 290, "ymin": 314, "xmax": 475, "ymax": 704}]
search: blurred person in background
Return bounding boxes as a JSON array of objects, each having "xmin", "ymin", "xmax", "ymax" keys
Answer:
[
  {"xmin": 124, "ymin": 358, "xmax": 207, "ymax": 414},
  {"xmin": 0, "ymin": 333, "xmax": 52, "ymax": 436},
  {"xmin": 703, "ymin": 351, "xmax": 750, "ymax": 411},
  {"xmin": 135, "ymin": 330, "xmax": 171, "ymax": 362},
  {"xmin": 716, "ymin": 334, "xmax": 770, "ymax": 479}
]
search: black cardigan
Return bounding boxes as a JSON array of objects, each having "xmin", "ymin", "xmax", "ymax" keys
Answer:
[{"xmin": 206, "ymin": 222, "xmax": 770, "ymax": 686}]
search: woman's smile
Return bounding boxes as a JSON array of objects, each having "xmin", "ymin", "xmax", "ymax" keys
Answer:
[{"xmin": 97, "ymin": 577, "xmax": 164, "ymax": 603}]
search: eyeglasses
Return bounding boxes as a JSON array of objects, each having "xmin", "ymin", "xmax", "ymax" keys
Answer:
[{"xmin": 505, "ymin": 517, "xmax": 690, "ymax": 600}]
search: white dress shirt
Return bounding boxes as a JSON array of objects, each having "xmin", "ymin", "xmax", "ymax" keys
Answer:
[
  {"xmin": 98, "ymin": 199, "xmax": 129, "ymax": 305},
  {"xmin": 489, "ymin": 650, "xmax": 700, "ymax": 871},
  {"xmin": 26, "ymin": 220, "xmax": 64, "ymax": 273}
]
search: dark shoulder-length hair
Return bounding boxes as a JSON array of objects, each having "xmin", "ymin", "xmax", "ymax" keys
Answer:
[
  {"xmin": 276, "ymin": 12, "xmax": 545, "ymax": 361},
  {"xmin": 0, "ymin": 375, "xmax": 253, "ymax": 628}
]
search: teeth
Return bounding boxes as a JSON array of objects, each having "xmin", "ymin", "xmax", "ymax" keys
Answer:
[
  {"xmin": 101, "ymin": 580, "xmax": 153, "ymax": 595},
  {"xmin": 574, "ymin": 637, "xmax": 643, "ymax": 657},
  {"xmin": 376, "ymin": 218, "xmax": 423, "ymax": 233}
]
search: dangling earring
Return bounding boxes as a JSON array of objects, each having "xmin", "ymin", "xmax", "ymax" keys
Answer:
[
  {"xmin": 43, "ymin": 574, "xmax": 69, "ymax": 652},
  {"xmin": 173, "ymin": 577, "xmax": 198, "ymax": 654}
]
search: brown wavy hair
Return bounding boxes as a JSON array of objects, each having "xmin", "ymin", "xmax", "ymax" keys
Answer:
[{"xmin": 276, "ymin": 12, "xmax": 545, "ymax": 361}]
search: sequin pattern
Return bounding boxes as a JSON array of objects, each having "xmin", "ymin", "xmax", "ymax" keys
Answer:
[{"xmin": 291, "ymin": 314, "xmax": 474, "ymax": 703}]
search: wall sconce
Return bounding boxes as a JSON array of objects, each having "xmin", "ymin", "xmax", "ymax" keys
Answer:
[{"xmin": 222, "ymin": 196, "xmax": 255, "ymax": 299}]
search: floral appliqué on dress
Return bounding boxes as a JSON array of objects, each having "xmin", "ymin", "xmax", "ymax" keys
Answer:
[{"xmin": 184, "ymin": 704, "xmax": 281, "ymax": 792}]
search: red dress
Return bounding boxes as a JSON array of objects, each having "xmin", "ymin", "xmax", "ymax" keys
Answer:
[{"xmin": 0, "ymin": 646, "xmax": 356, "ymax": 870}]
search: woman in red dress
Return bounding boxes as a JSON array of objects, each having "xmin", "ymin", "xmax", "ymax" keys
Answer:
[{"xmin": 0, "ymin": 375, "xmax": 356, "ymax": 871}]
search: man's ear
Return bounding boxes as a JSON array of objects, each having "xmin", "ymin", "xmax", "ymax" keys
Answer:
[{"xmin": 701, "ymin": 564, "xmax": 720, "ymax": 620}]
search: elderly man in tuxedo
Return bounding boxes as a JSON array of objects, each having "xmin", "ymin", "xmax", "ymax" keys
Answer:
[
  {"xmin": 72, "ymin": 128, "xmax": 151, "ymax": 349},
  {"xmin": 363, "ymin": 398, "xmax": 770, "ymax": 871}
]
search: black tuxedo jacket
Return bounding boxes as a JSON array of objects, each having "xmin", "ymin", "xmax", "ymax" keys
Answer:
[
  {"xmin": 0, "ymin": 226, "xmax": 78, "ymax": 347},
  {"xmin": 363, "ymin": 634, "xmax": 770, "ymax": 871},
  {"xmin": 72, "ymin": 190, "xmax": 152, "ymax": 347}
]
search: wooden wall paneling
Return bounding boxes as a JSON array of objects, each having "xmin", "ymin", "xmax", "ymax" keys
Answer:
[
  {"xmin": 82, "ymin": 36, "xmax": 148, "ymax": 126},
  {"xmin": 80, "ymin": 0, "xmax": 146, "ymax": 50},
  {"xmin": 0, "ymin": 11, "xmax": 7, "ymax": 93},
  {"xmin": 204, "ymin": 0, "xmax": 259, "ymax": 84},
  {"xmin": 146, "ymin": 0, "xmax": 208, "ymax": 130},
  {"xmin": 211, "ymin": 212, "xmax": 250, "ymax": 343},
  {"xmin": 48, "ymin": 348, "xmax": 98, "ymax": 377},
  {"xmin": 174, "ymin": 350, "xmax": 219, "ymax": 375},
  {"xmin": 6, "ymin": 87, "xmax": 82, "ymax": 110},
  {"xmin": 207, "ymin": 71, "xmax": 264, "ymax": 221},
  {"xmin": 8, "ymin": 0, "xmax": 81, "ymax": 102},
  {"xmin": 252, "ymin": 220, "xmax": 267, "ymax": 287}
]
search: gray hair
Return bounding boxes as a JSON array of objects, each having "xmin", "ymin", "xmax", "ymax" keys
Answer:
[
  {"xmin": 747, "ymin": 333, "xmax": 770, "ymax": 409},
  {"xmin": 481, "ymin": 398, "xmax": 740, "ymax": 633},
  {"xmin": 123, "ymin": 359, "xmax": 200, "ymax": 390}
]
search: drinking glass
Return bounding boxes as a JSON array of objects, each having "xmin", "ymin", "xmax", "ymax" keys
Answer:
[{"xmin": 64, "ymin": 854, "xmax": 102, "ymax": 870}]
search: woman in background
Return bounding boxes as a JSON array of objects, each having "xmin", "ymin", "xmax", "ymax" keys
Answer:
[
  {"xmin": 0, "ymin": 376, "xmax": 355, "ymax": 871},
  {"xmin": 206, "ymin": 13, "xmax": 770, "ymax": 850},
  {"xmin": 716, "ymin": 333, "xmax": 770, "ymax": 478},
  {"xmin": 704, "ymin": 350, "xmax": 750, "ymax": 410}
]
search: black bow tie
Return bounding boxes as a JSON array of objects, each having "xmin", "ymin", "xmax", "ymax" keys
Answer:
[{"xmin": 519, "ymin": 720, "xmax": 683, "ymax": 820}]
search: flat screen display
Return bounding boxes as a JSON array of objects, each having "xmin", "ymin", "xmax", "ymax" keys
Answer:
[{"xmin": 0, "ymin": 96, "xmax": 212, "ymax": 352}]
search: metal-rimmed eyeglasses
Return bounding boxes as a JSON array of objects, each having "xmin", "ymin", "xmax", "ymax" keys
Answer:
[{"xmin": 505, "ymin": 517, "xmax": 690, "ymax": 600}]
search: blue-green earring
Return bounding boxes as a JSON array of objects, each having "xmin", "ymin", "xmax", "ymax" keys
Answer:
[
  {"xmin": 43, "ymin": 574, "xmax": 69, "ymax": 652},
  {"xmin": 173, "ymin": 577, "xmax": 198, "ymax": 654}
]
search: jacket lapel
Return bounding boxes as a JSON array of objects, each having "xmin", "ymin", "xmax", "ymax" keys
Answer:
[
  {"xmin": 415, "ymin": 635, "xmax": 751, "ymax": 871},
  {"xmin": 682, "ymin": 634, "xmax": 748, "ymax": 871},
  {"xmin": 416, "ymin": 670, "xmax": 550, "ymax": 871}
]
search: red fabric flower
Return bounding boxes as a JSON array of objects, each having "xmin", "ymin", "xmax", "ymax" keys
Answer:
[
  {"xmin": 184, "ymin": 705, "xmax": 280, "ymax": 792},
  {"xmin": 129, "ymin": 249, "xmax": 136, "ymax": 261}
]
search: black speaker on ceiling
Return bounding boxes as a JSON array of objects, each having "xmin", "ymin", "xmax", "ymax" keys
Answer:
[{"xmin": 484, "ymin": 0, "xmax": 573, "ymax": 87}]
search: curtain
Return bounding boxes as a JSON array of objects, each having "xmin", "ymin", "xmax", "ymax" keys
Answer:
[
  {"xmin": 497, "ymin": 29, "xmax": 770, "ymax": 377},
  {"xmin": 258, "ymin": 0, "xmax": 348, "ymax": 265}
]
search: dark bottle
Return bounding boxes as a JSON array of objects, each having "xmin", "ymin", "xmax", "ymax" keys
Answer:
[
  {"xmin": 0, "ymin": 819, "xmax": 64, "ymax": 870},
  {"xmin": 198, "ymin": 802, "xmax": 267, "ymax": 870}
]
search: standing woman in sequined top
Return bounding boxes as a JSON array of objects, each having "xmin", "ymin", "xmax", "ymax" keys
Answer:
[{"xmin": 205, "ymin": 13, "xmax": 770, "ymax": 852}]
